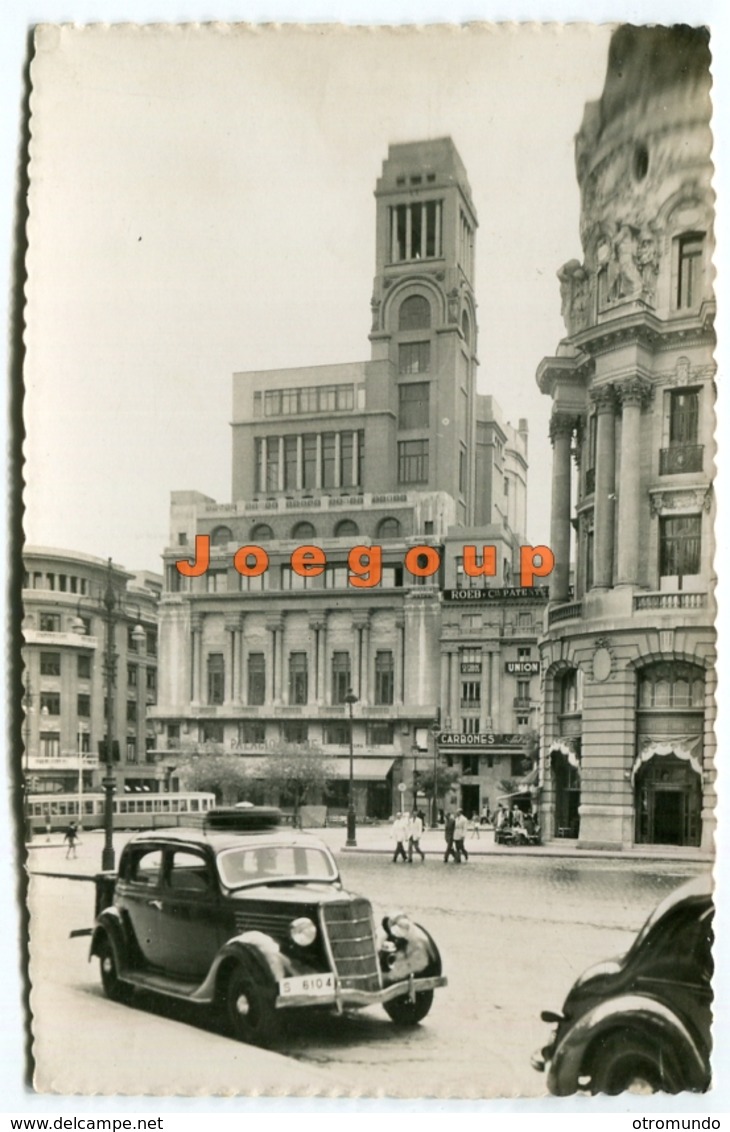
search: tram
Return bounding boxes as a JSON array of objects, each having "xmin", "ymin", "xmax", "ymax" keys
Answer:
[{"xmin": 26, "ymin": 791, "xmax": 217, "ymax": 832}]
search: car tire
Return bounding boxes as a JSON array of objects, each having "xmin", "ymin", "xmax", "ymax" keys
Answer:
[
  {"xmin": 226, "ymin": 960, "xmax": 282, "ymax": 1048},
  {"xmin": 587, "ymin": 1030, "xmax": 683, "ymax": 1095},
  {"xmin": 98, "ymin": 936, "xmax": 134, "ymax": 1005},
  {"xmin": 384, "ymin": 989, "xmax": 434, "ymax": 1026}
]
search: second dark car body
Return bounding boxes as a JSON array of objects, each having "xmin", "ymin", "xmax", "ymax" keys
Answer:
[{"xmin": 532, "ymin": 874, "xmax": 713, "ymax": 1095}]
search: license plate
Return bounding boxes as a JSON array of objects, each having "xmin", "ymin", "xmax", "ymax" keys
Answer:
[{"xmin": 279, "ymin": 973, "xmax": 336, "ymax": 997}]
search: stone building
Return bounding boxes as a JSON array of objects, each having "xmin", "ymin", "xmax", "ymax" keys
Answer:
[
  {"xmin": 537, "ymin": 26, "xmax": 715, "ymax": 851},
  {"xmin": 152, "ymin": 138, "xmax": 534, "ymax": 818},
  {"xmin": 22, "ymin": 547, "xmax": 162, "ymax": 797}
]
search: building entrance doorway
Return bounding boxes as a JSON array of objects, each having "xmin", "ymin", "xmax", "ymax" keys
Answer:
[
  {"xmin": 461, "ymin": 783, "xmax": 480, "ymax": 820},
  {"xmin": 634, "ymin": 754, "xmax": 701, "ymax": 846},
  {"xmin": 551, "ymin": 751, "xmax": 580, "ymax": 839}
]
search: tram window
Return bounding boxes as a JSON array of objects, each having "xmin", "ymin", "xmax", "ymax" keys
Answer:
[
  {"xmin": 162, "ymin": 800, "xmax": 170, "ymax": 812},
  {"xmin": 145, "ymin": 800, "xmax": 153, "ymax": 812},
  {"xmin": 84, "ymin": 801, "xmax": 94, "ymax": 815},
  {"xmin": 191, "ymin": 799, "xmax": 199, "ymax": 812},
  {"xmin": 179, "ymin": 800, "xmax": 188, "ymax": 812}
]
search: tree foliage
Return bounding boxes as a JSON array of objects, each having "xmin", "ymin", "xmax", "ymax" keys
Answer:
[
  {"xmin": 177, "ymin": 754, "xmax": 251, "ymax": 805},
  {"xmin": 417, "ymin": 761, "xmax": 461, "ymax": 802},
  {"xmin": 260, "ymin": 751, "xmax": 336, "ymax": 823}
]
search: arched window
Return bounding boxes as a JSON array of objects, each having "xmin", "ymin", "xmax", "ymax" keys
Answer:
[
  {"xmin": 461, "ymin": 311, "xmax": 470, "ymax": 345},
  {"xmin": 377, "ymin": 517, "xmax": 402, "ymax": 540},
  {"xmin": 210, "ymin": 525, "xmax": 233, "ymax": 546},
  {"xmin": 334, "ymin": 519, "xmax": 359, "ymax": 538},
  {"xmin": 399, "ymin": 295, "xmax": 431, "ymax": 332},
  {"xmin": 250, "ymin": 523, "xmax": 274, "ymax": 543},
  {"xmin": 637, "ymin": 662, "xmax": 704, "ymax": 708},
  {"xmin": 558, "ymin": 669, "xmax": 582, "ymax": 716},
  {"xmin": 291, "ymin": 521, "xmax": 316, "ymax": 540}
]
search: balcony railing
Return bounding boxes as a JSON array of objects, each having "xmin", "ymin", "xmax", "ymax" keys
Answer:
[
  {"xmin": 513, "ymin": 697, "xmax": 533, "ymax": 709},
  {"xmin": 659, "ymin": 444, "xmax": 704, "ymax": 475},
  {"xmin": 634, "ymin": 592, "xmax": 707, "ymax": 611},
  {"xmin": 548, "ymin": 601, "xmax": 583, "ymax": 626}
]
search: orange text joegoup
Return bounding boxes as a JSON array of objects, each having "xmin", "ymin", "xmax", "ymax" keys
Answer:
[{"xmin": 176, "ymin": 536, "xmax": 555, "ymax": 589}]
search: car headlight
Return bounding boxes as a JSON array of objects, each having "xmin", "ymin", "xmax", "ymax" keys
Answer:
[{"xmin": 290, "ymin": 916, "xmax": 317, "ymax": 947}]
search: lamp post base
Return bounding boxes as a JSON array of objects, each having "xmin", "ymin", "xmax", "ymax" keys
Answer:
[{"xmin": 345, "ymin": 807, "xmax": 357, "ymax": 848}]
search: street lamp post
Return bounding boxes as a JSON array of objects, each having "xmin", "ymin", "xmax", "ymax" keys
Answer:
[
  {"xmin": 412, "ymin": 744, "xmax": 419, "ymax": 811},
  {"xmin": 344, "ymin": 689, "xmax": 358, "ymax": 847},
  {"xmin": 73, "ymin": 558, "xmax": 145, "ymax": 872},
  {"xmin": 430, "ymin": 719, "xmax": 441, "ymax": 828}
]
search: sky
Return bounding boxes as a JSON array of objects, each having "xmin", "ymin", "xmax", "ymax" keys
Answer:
[{"xmin": 22, "ymin": 21, "xmax": 617, "ymax": 573}]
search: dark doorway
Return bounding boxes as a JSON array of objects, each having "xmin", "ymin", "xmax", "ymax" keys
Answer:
[
  {"xmin": 551, "ymin": 752, "xmax": 581, "ymax": 838},
  {"xmin": 461, "ymin": 783, "xmax": 480, "ymax": 819},
  {"xmin": 634, "ymin": 754, "xmax": 701, "ymax": 846}
]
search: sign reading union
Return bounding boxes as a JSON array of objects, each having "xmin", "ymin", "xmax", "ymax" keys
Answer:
[
  {"xmin": 438, "ymin": 732, "xmax": 523, "ymax": 748},
  {"xmin": 505, "ymin": 660, "xmax": 541, "ymax": 675}
]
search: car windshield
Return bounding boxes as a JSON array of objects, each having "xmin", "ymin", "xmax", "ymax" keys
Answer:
[{"xmin": 216, "ymin": 843, "xmax": 338, "ymax": 888}]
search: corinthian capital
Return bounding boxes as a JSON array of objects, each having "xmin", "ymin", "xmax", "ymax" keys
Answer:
[
  {"xmin": 615, "ymin": 377, "xmax": 653, "ymax": 409},
  {"xmin": 589, "ymin": 384, "xmax": 617, "ymax": 413},
  {"xmin": 549, "ymin": 413, "xmax": 577, "ymax": 445}
]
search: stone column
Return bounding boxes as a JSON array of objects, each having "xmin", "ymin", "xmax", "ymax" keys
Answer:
[
  {"xmin": 394, "ymin": 615, "xmax": 405, "ymax": 705},
  {"xmin": 450, "ymin": 650, "xmax": 460, "ymax": 726},
  {"xmin": 440, "ymin": 649, "xmax": 450, "ymax": 726},
  {"xmin": 224, "ymin": 616, "xmax": 239, "ymax": 704},
  {"xmin": 308, "ymin": 616, "xmax": 322, "ymax": 704},
  {"xmin": 317, "ymin": 616, "xmax": 328, "ymax": 704},
  {"xmin": 353, "ymin": 614, "xmax": 371, "ymax": 702},
  {"xmin": 265, "ymin": 618, "xmax": 280, "ymax": 703},
  {"xmin": 591, "ymin": 385, "xmax": 617, "ymax": 589},
  {"xmin": 190, "ymin": 613, "xmax": 203, "ymax": 704},
  {"xmin": 480, "ymin": 645, "xmax": 490, "ymax": 728},
  {"xmin": 548, "ymin": 414, "xmax": 575, "ymax": 602},
  {"xmin": 489, "ymin": 649, "xmax": 500, "ymax": 731},
  {"xmin": 277, "ymin": 617, "xmax": 286, "ymax": 705},
  {"xmin": 616, "ymin": 378, "xmax": 652, "ymax": 586}
]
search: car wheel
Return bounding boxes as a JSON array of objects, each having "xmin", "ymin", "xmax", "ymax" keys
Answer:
[
  {"xmin": 98, "ymin": 936, "xmax": 134, "ymax": 1005},
  {"xmin": 226, "ymin": 961, "xmax": 281, "ymax": 1048},
  {"xmin": 587, "ymin": 1031, "xmax": 682, "ymax": 1095},
  {"xmin": 384, "ymin": 989, "xmax": 434, "ymax": 1026}
]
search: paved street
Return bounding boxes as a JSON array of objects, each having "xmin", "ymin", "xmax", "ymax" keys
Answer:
[{"xmin": 27, "ymin": 829, "xmax": 708, "ymax": 1099}]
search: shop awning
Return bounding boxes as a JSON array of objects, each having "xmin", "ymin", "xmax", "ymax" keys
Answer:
[
  {"xmin": 329, "ymin": 757, "xmax": 396, "ymax": 781},
  {"xmin": 232, "ymin": 756, "xmax": 395, "ymax": 782}
]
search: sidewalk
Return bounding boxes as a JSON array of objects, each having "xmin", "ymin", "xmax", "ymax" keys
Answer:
[{"xmin": 24, "ymin": 822, "xmax": 714, "ymax": 868}]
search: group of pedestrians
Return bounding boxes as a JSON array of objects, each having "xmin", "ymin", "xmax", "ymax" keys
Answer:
[
  {"xmin": 391, "ymin": 808, "xmax": 474, "ymax": 864},
  {"xmin": 443, "ymin": 810, "xmax": 470, "ymax": 863},
  {"xmin": 391, "ymin": 810, "xmax": 426, "ymax": 863}
]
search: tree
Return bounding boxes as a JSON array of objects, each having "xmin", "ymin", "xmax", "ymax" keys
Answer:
[
  {"xmin": 176, "ymin": 754, "xmax": 251, "ymax": 805},
  {"xmin": 417, "ymin": 762, "xmax": 461, "ymax": 818},
  {"xmin": 260, "ymin": 751, "xmax": 336, "ymax": 827},
  {"xmin": 520, "ymin": 728, "xmax": 540, "ymax": 770}
]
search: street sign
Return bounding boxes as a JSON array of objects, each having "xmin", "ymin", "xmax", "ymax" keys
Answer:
[{"xmin": 397, "ymin": 782, "xmax": 407, "ymax": 793}]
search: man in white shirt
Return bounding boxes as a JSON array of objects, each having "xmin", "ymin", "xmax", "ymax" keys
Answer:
[
  {"xmin": 391, "ymin": 812, "xmax": 408, "ymax": 863},
  {"xmin": 407, "ymin": 810, "xmax": 426, "ymax": 863}
]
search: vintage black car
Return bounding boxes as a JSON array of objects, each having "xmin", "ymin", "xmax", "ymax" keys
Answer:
[
  {"xmin": 532, "ymin": 874, "xmax": 713, "ymax": 1095},
  {"xmin": 90, "ymin": 808, "xmax": 446, "ymax": 1046}
]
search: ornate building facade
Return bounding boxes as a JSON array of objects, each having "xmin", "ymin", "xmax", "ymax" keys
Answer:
[
  {"xmin": 152, "ymin": 138, "xmax": 533, "ymax": 818},
  {"xmin": 22, "ymin": 548, "xmax": 162, "ymax": 797},
  {"xmin": 537, "ymin": 26, "xmax": 716, "ymax": 851}
]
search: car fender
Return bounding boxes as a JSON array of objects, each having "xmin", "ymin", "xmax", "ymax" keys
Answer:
[
  {"xmin": 194, "ymin": 933, "xmax": 295, "ymax": 1002},
  {"xmin": 89, "ymin": 908, "xmax": 128, "ymax": 966},
  {"xmin": 548, "ymin": 993, "xmax": 708, "ymax": 1096}
]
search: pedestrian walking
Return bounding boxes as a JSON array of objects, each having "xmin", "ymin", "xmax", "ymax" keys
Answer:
[
  {"xmin": 64, "ymin": 821, "xmax": 79, "ymax": 859},
  {"xmin": 469, "ymin": 811, "xmax": 481, "ymax": 839},
  {"xmin": 453, "ymin": 809, "xmax": 470, "ymax": 862},
  {"xmin": 407, "ymin": 810, "xmax": 426, "ymax": 862},
  {"xmin": 443, "ymin": 811, "xmax": 460, "ymax": 863},
  {"xmin": 391, "ymin": 812, "xmax": 408, "ymax": 863}
]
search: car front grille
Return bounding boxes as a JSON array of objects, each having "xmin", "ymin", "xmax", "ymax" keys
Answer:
[{"xmin": 321, "ymin": 898, "xmax": 381, "ymax": 993}]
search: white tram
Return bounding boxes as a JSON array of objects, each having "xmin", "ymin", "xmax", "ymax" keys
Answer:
[{"xmin": 26, "ymin": 791, "xmax": 217, "ymax": 831}]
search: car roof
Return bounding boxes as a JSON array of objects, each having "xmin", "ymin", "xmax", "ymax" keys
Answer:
[{"xmin": 124, "ymin": 827, "xmax": 332, "ymax": 855}]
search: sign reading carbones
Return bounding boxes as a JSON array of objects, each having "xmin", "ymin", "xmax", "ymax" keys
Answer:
[{"xmin": 176, "ymin": 536, "xmax": 555, "ymax": 588}]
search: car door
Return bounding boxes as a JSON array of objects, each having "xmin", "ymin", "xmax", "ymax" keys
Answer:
[
  {"xmin": 117, "ymin": 844, "xmax": 169, "ymax": 969},
  {"xmin": 154, "ymin": 846, "xmax": 227, "ymax": 978}
]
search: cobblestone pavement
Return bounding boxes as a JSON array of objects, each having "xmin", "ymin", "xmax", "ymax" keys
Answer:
[{"xmin": 26, "ymin": 829, "xmax": 709, "ymax": 1099}]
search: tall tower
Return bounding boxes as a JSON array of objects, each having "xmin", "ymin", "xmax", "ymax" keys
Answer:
[{"xmin": 368, "ymin": 139, "xmax": 479, "ymax": 525}]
